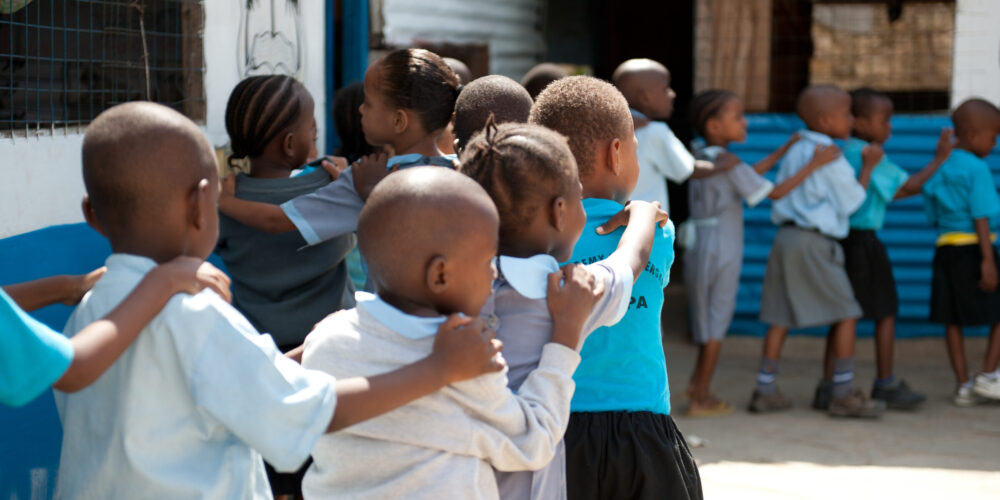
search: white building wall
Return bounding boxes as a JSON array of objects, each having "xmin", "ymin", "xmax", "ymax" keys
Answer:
[
  {"xmin": 0, "ymin": 2, "xmax": 327, "ymax": 240},
  {"xmin": 381, "ymin": 0, "xmax": 544, "ymax": 78},
  {"xmin": 951, "ymin": 0, "xmax": 1000, "ymax": 108}
]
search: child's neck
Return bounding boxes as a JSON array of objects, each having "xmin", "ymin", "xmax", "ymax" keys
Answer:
[
  {"xmin": 378, "ymin": 289, "xmax": 446, "ymax": 318},
  {"xmin": 498, "ymin": 238, "xmax": 550, "ymax": 259},
  {"xmin": 807, "ymin": 127, "xmax": 840, "ymax": 140},
  {"xmin": 581, "ymin": 175, "xmax": 627, "ymax": 203},
  {"xmin": 954, "ymin": 141, "xmax": 982, "ymax": 158},
  {"xmin": 391, "ymin": 132, "xmax": 446, "ymax": 158},
  {"xmin": 249, "ymin": 156, "xmax": 296, "ymax": 179},
  {"xmin": 703, "ymin": 135, "xmax": 730, "ymax": 148},
  {"xmin": 851, "ymin": 131, "xmax": 880, "ymax": 145}
]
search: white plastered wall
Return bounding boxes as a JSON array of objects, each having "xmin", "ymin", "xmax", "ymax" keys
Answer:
[
  {"xmin": 951, "ymin": 0, "xmax": 1000, "ymax": 108},
  {"xmin": 0, "ymin": 1, "xmax": 326, "ymax": 239}
]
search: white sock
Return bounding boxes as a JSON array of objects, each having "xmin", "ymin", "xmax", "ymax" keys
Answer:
[
  {"xmin": 961, "ymin": 380, "xmax": 974, "ymax": 390},
  {"xmin": 980, "ymin": 370, "xmax": 1000, "ymax": 381}
]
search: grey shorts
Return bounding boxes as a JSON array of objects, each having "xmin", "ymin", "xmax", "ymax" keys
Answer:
[{"xmin": 759, "ymin": 226, "xmax": 862, "ymax": 329}]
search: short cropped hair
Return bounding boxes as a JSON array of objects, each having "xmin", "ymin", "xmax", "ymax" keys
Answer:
[
  {"xmin": 850, "ymin": 87, "xmax": 891, "ymax": 119},
  {"xmin": 453, "ymin": 75, "xmax": 533, "ymax": 150}
]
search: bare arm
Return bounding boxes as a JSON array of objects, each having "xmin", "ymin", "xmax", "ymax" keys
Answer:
[
  {"xmin": 857, "ymin": 143, "xmax": 883, "ymax": 189},
  {"xmin": 326, "ymin": 315, "xmax": 504, "ymax": 432},
  {"xmin": 595, "ymin": 201, "xmax": 670, "ymax": 282},
  {"xmin": 895, "ymin": 128, "xmax": 954, "ymax": 200},
  {"xmin": 975, "ymin": 218, "xmax": 997, "ymax": 293},
  {"xmin": 753, "ymin": 133, "xmax": 801, "ymax": 175},
  {"xmin": 53, "ymin": 258, "xmax": 232, "ymax": 392},
  {"xmin": 3, "ymin": 268, "xmax": 104, "ymax": 312},
  {"xmin": 768, "ymin": 145, "xmax": 842, "ymax": 200},
  {"xmin": 689, "ymin": 151, "xmax": 740, "ymax": 180},
  {"xmin": 218, "ymin": 175, "xmax": 297, "ymax": 234}
]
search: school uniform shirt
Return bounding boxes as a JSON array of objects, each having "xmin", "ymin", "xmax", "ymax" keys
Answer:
[
  {"xmin": 302, "ymin": 292, "xmax": 580, "ymax": 500},
  {"xmin": 843, "ymin": 137, "xmax": 909, "ymax": 230},
  {"xmin": 0, "ymin": 289, "xmax": 73, "ymax": 407},
  {"xmin": 280, "ymin": 154, "xmax": 458, "ymax": 246},
  {"xmin": 483, "ymin": 253, "xmax": 633, "ymax": 500},
  {"xmin": 771, "ymin": 129, "xmax": 866, "ymax": 239},
  {"xmin": 632, "ymin": 109, "xmax": 695, "ymax": 210},
  {"xmin": 922, "ymin": 149, "xmax": 1000, "ymax": 235},
  {"xmin": 566, "ymin": 198, "xmax": 676, "ymax": 415},
  {"xmin": 54, "ymin": 254, "xmax": 338, "ymax": 500}
]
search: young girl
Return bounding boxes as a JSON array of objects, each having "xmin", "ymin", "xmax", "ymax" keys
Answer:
[
  {"xmin": 217, "ymin": 48, "xmax": 461, "ymax": 248},
  {"xmin": 682, "ymin": 89, "xmax": 842, "ymax": 416},
  {"xmin": 459, "ymin": 120, "xmax": 667, "ymax": 500},
  {"xmin": 214, "ymin": 74, "xmax": 358, "ymax": 497}
]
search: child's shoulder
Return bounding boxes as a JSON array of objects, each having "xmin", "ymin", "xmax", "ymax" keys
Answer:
[{"xmin": 304, "ymin": 308, "xmax": 362, "ymax": 349}]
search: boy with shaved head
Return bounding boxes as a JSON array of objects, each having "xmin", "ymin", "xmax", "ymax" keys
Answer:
[
  {"xmin": 922, "ymin": 98, "xmax": 1000, "ymax": 405},
  {"xmin": 453, "ymin": 74, "xmax": 534, "ymax": 151},
  {"xmin": 301, "ymin": 167, "xmax": 599, "ymax": 499},
  {"xmin": 56, "ymin": 103, "xmax": 504, "ymax": 498},
  {"xmin": 751, "ymin": 85, "xmax": 884, "ymax": 418},
  {"xmin": 612, "ymin": 58, "xmax": 737, "ymax": 212}
]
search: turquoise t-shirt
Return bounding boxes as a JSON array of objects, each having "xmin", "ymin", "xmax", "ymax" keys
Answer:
[
  {"xmin": 565, "ymin": 198, "xmax": 675, "ymax": 415},
  {"xmin": 844, "ymin": 137, "xmax": 909, "ymax": 230},
  {"xmin": 922, "ymin": 149, "xmax": 1000, "ymax": 235},
  {"xmin": 0, "ymin": 288, "xmax": 74, "ymax": 406}
]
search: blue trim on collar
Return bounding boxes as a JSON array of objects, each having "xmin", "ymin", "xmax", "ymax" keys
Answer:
[
  {"xmin": 496, "ymin": 254, "xmax": 560, "ymax": 300},
  {"xmin": 354, "ymin": 291, "xmax": 446, "ymax": 339},
  {"xmin": 630, "ymin": 108, "xmax": 649, "ymax": 121}
]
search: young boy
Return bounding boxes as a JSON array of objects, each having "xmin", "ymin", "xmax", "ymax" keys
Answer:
[
  {"xmin": 301, "ymin": 167, "xmax": 599, "ymax": 499},
  {"xmin": 752, "ymin": 84, "xmax": 884, "ymax": 418},
  {"xmin": 812, "ymin": 88, "xmax": 954, "ymax": 411},
  {"xmin": 530, "ymin": 76, "xmax": 700, "ymax": 500},
  {"xmin": 922, "ymin": 98, "xmax": 1000, "ymax": 406},
  {"xmin": 1, "ymin": 259, "xmax": 228, "ymax": 406},
  {"xmin": 520, "ymin": 62, "xmax": 569, "ymax": 100},
  {"xmin": 452, "ymin": 74, "xmax": 534, "ymax": 152},
  {"xmin": 611, "ymin": 58, "xmax": 737, "ymax": 212},
  {"xmin": 54, "ymin": 102, "xmax": 504, "ymax": 498}
]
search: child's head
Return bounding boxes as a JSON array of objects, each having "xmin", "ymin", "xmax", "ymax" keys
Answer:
[
  {"xmin": 443, "ymin": 57, "xmax": 472, "ymax": 85},
  {"xmin": 612, "ymin": 58, "xmax": 675, "ymax": 120},
  {"xmin": 850, "ymin": 88, "xmax": 893, "ymax": 144},
  {"xmin": 360, "ymin": 48, "xmax": 460, "ymax": 149},
  {"xmin": 530, "ymin": 76, "xmax": 638, "ymax": 202},
  {"xmin": 453, "ymin": 75, "xmax": 534, "ymax": 151},
  {"xmin": 225, "ymin": 75, "xmax": 315, "ymax": 171},
  {"xmin": 796, "ymin": 84, "xmax": 853, "ymax": 139},
  {"xmin": 333, "ymin": 82, "xmax": 376, "ymax": 162},
  {"xmin": 82, "ymin": 102, "xmax": 219, "ymax": 262},
  {"xmin": 358, "ymin": 167, "xmax": 499, "ymax": 316},
  {"xmin": 689, "ymin": 89, "xmax": 746, "ymax": 146},
  {"xmin": 520, "ymin": 63, "xmax": 569, "ymax": 100},
  {"xmin": 952, "ymin": 98, "xmax": 1000, "ymax": 158},
  {"xmin": 460, "ymin": 120, "xmax": 584, "ymax": 261}
]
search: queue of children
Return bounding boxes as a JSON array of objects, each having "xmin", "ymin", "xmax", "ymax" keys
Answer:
[{"xmin": 1, "ymin": 46, "xmax": 999, "ymax": 500}]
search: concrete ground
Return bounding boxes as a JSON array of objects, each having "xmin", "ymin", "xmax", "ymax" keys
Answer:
[{"xmin": 660, "ymin": 285, "xmax": 1000, "ymax": 499}]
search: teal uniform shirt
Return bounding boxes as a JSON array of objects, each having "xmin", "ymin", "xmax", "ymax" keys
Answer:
[
  {"xmin": 565, "ymin": 198, "xmax": 675, "ymax": 415},
  {"xmin": 0, "ymin": 288, "xmax": 73, "ymax": 406},
  {"xmin": 922, "ymin": 149, "xmax": 1000, "ymax": 235},
  {"xmin": 844, "ymin": 137, "xmax": 909, "ymax": 230}
]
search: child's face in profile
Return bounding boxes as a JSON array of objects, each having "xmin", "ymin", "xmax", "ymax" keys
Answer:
[
  {"xmin": 963, "ymin": 124, "xmax": 998, "ymax": 158},
  {"xmin": 853, "ymin": 98, "xmax": 893, "ymax": 145},
  {"xmin": 552, "ymin": 179, "xmax": 587, "ymax": 262},
  {"xmin": 289, "ymin": 92, "xmax": 318, "ymax": 167},
  {"xmin": 359, "ymin": 65, "xmax": 396, "ymax": 147},
  {"xmin": 708, "ymin": 98, "xmax": 748, "ymax": 145},
  {"xmin": 643, "ymin": 71, "xmax": 676, "ymax": 120},
  {"xmin": 821, "ymin": 95, "xmax": 854, "ymax": 140}
]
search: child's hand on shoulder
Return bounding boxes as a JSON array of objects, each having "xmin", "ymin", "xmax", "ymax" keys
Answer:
[
  {"xmin": 151, "ymin": 257, "xmax": 233, "ymax": 303},
  {"xmin": 715, "ymin": 151, "xmax": 740, "ymax": 172},
  {"xmin": 861, "ymin": 143, "xmax": 884, "ymax": 170},
  {"xmin": 780, "ymin": 132, "xmax": 802, "ymax": 152},
  {"xmin": 61, "ymin": 267, "xmax": 107, "ymax": 305},
  {"xmin": 808, "ymin": 144, "xmax": 841, "ymax": 170},
  {"xmin": 353, "ymin": 152, "xmax": 391, "ymax": 201},
  {"xmin": 430, "ymin": 315, "xmax": 505, "ymax": 384},
  {"xmin": 596, "ymin": 200, "xmax": 670, "ymax": 235},
  {"xmin": 318, "ymin": 156, "xmax": 350, "ymax": 180},
  {"xmin": 935, "ymin": 127, "xmax": 955, "ymax": 161},
  {"xmin": 547, "ymin": 264, "xmax": 604, "ymax": 351}
]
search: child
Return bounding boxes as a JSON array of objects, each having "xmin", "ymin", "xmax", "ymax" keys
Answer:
[
  {"xmin": 681, "ymin": 89, "xmax": 841, "ymax": 416},
  {"xmin": 54, "ymin": 102, "xmax": 503, "ymax": 497},
  {"xmin": 436, "ymin": 57, "xmax": 473, "ymax": 155},
  {"xmin": 611, "ymin": 59, "xmax": 738, "ymax": 213},
  {"xmin": 530, "ymin": 75, "xmax": 700, "ymax": 499},
  {"xmin": 301, "ymin": 166, "xmax": 600, "ymax": 499},
  {"xmin": 453, "ymin": 75, "xmax": 534, "ymax": 152},
  {"xmin": 811, "ymin": 88, "xmax": 954, "ymax": 411},
  {"xmin": 217, "ymin": 48, "xmax": 461, "ymax": 246},
  {"xmin": 520, "ymin": 62, "xmax": 568, "ymax": 100},
  {"xmin": 216, "ymin": 75, "xmax": 356, "ymax": 356},
  {"xmin": 2, "ymin": 259, "xmax": 228, "ymax": 406},
  {"xmin": 752, "ymin": 84, "xmax": 884, "ymax": 418},
  {"xmin": 460, "ymin": 121, "xmax": 668, "ymax": 499},
  {"xmin": 332, "ymin": 81, "xmax": 376, "ymax": 162},
  {"xmin": 922, "ymin": 98, "xmax": 1000, "ymax": 406}
]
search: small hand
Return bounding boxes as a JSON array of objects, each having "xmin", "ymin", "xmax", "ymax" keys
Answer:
[
  {"xmin": 596, "ymin": 200, "xmax": 670, "ymax": 235},
  {"xmin": 980, "ymin": 259, "xmax": 998, "ymax": 293},
  {"xmin": 352, "ymin": 152, "xmax": 391, "ymax": 201},
  {"xmin": 320, "ymin": 156, "xmax": 349, "ymax": 180},
  {"xmin": 714, "ymin": 151, "xmax": 740, "ymax": 172},
  {"xmin": 935, "ymin": 127, "xmax": 955, "ymax": 161},
  {"xmin": 155, "ymin": 257, "xmax": 233, "ymax": 303},
  {"xmin": 431, "ymin": 315, "xmax": 505, "ymax": 384},
  {"xmin": 61, "ymin": 267, "xmax": 107, "ymax": 305},
  {"xmin": 861, "ymin": 143, "xmax": 884, "ymax": 170},
  {"xmin": 809, "ymin": 144, "xmax": 842, "ymax": 169},
  {"xmin": 546, "ymin": 264, "xmax": 603, "ymax": 350}
]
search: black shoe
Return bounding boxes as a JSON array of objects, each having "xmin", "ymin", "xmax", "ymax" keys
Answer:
[
  {"xmin": 812, "ymin": 379, "xmax": 832, "ymax": 410},
  {"xmin": 871, "ymin": 379, "xmax": 926, "ymax": 410}
]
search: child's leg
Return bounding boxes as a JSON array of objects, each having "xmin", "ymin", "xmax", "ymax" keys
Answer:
[
  {"xmin": 982, "ymin": 322, "xmax": 1000, "ymax": 374},
  {"xmin": 971, "ymin": 323, "xmax": 1000, "ymax": 401},
  {"xmin": 874, "ymin": 316, "xmax": 896, "ymax": 381},
  {"xmin": 945, "ymin": 324, "xmax": 969, "ymax": 385},
  {"xmin": 689, "ymin": 340, "xmax": 722, "ymax": 405},
  {"xmin": 756, "ymin": 325, "xmax": 789, "ymax": 394},
  {"xmin": 829, "ymin": 318, "xmax": 857, "ymax": 399}
]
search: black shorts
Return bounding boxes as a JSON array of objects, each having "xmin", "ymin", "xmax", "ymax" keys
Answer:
[
  {"xmin": 264, "ymin": 456, "xmax": 311, "ymax": 495},
  {"xmin": 841, "ymin": 229, "xmax": 898, "ymax": 319},
  {"xmin": 930, "ymin": 244, "xmax": 1000, "ymax": 326},
  {"xmin": 565, "ymin": 411, "xmax": 702, "ymax": 500}
]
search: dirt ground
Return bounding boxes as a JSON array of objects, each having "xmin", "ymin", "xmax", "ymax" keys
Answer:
[{"xmin": 660, "ymin": 286, "xmax": 1000, "ymax": 499}]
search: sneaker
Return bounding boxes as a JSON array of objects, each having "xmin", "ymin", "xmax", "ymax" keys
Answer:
[
  {"xmin": 871, "ymin": 379, "xmax": 926, "ymax": 410},
  {"xmin": 748, "ymin": 389, "xmax": 793, "ymax": 413},
  {"xmin": 972, "ymin": 374, "xmax": 1000, "ymax": 401},
  {"xmin": 811, "ymin": 379, "xmax": 832, "ymax": 411},
  {"xmin": 953, "ymin": 385, "xmax": 986, "ymax": 407},
  {"xmin": 828, "ymin": 388, "xmax": 885, "ymax": 418}
]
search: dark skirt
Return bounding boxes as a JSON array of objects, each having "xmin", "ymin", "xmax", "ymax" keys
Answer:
[
  {"xmin": 841, "ymin": 229, "xmax": 899, "ymax": 319},
  {"xmin": 930, "ymin": 244, "xmax": 1000, "ymax": 326},
  {"xmin": 565, "ymin": 411, "xmax": 702, "ymax": 500}
]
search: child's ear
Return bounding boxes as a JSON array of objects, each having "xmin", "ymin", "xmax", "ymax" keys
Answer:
[
  {"xmin": 606, "ymin": 138, "xmax": 623, "ymax": 176},
  {"xmin": 282, "ymin": 132, "xmax": 297, "ymax": 159},
  {"xmin": 393, "ymin": 109, "xmax": 409, "ymax": 134},
  {"xmin": 549, "ymin": 196, "xmax": 567, "ymax": 232},
  {"xmin": 81, "ymin": 196, "xmax": 107, "ymax": 237},
  {"xmin": 188, "ymin": 178, "xmax": 211, "ymax": 231},
  {"xmin": 705, "ymin": 117, "xmax": 722, "ymax": 139},
  {"xmin": 425, "ymin": 255, "xmax": 449, "ymax": 294}
]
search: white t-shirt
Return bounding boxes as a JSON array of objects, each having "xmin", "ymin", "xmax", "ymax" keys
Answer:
[{"xmin": 632, "ymin": 118, "xmax": 695, "ymax": 210}]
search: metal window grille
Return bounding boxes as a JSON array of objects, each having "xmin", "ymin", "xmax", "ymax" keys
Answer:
[{"xmin": 0, "ymin": 0, "xmax": 205, "ymax": 138}]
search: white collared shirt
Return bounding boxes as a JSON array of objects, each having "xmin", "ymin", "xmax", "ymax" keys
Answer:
[
  {"xmin": 632, "ymin": 109, "xmax": 696, "ymax": 209},
  {"xmin": 55, "ymin": 254, "xmax": 337, "ymax": 500}
]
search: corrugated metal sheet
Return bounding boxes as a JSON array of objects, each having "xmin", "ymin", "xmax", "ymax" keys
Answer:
[
  {"xmin": 730, "ymin": 114, "xmax": 1000, "ymax": 338},
  {"xmin": 380, "ymin": 0, "xmax": 544, "ymax": 78}
]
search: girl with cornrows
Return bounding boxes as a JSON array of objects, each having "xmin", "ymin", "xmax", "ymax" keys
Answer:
[
  {"xmin": 681, "ymin": 89, "xmax": 840, "ymax": 417},
  {"xmin": 214, "ymin": 74, "xmax": 358, "ymax": 497}
]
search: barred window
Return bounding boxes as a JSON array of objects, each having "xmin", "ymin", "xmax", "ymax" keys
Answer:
[{"xmin": 0, "ymin": 0, "xmax": 204, "ymax": 138}]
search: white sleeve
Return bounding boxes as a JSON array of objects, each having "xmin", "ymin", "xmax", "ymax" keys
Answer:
[
  {"xmin": 181, "ymin": 296, "xmax": 337, "ymax": 472},
  {"xmin": 651, "ymin": 125, "xmax": 696, "ymax": 183},
  {"xmin": 581, "ymin": 253, "xmax": 635, "ymax": 335}
]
